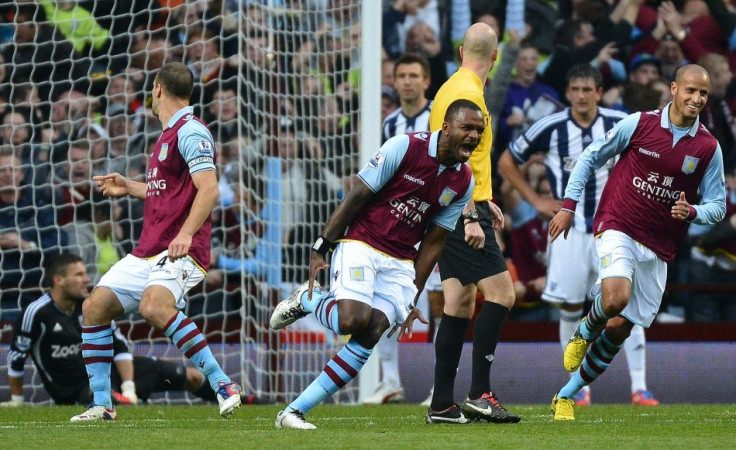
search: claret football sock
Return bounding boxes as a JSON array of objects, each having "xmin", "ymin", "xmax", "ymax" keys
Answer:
[
  {"xmin": 288, "ymin": 339, "xmax": 372, "ymax": 414},
  {"xmin": 314, "ymin": 293, "xmax": 342, "ymax": 334},
  {"xmin": 560, "ymin": 330, "xmax": 623, "ymax": 399},
  {"xmin": 300, "ymin": 288, "xmax": 323, "ymax": 313},
  {"xmin": 580, "ymin": 294, "xmax": 610, "ymax": 340},
  {"xmin": 164, "ymin": 311, "xmax": 229, "ymax": 390},
  {"xmin": 82, "ymin": 324, "xmax": 114, "ymax": 409}
]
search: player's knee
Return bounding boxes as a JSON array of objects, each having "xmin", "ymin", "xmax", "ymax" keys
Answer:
[
  {"xmin": 338, "ymin": 313, "xmax": 371, "ymax": 334},
  {"xmin": 604, "ymin": 317, "xmax": 633, "ymax": 344},
  {"xmin": 491, "ymin": 289, "xmax": 516, "ymax": 309},
  {"xmin": 602, "ymin": 292, "xmax": 629, "ymax": 315},
  {"xmin": 443, "ymin": 297, "xmax": 475, "ymax": 318},
  {"xmin": 81, "ymin": 296, "xmax": 105, "ymax": 324},
  {"xmin": 138, "ymin": 297, "xmax": 160, "ymax": 324}
]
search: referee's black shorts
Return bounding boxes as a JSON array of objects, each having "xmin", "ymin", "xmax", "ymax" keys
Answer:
[{"xmin": 438, "ymin": 200, "xmax": 507, "ymax": 286}]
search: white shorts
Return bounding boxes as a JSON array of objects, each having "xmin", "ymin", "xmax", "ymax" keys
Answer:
[
  {"xmin": 425, "ymin": 264, "xmax": 442, "ymax": 292},
  {"xmin": 97, "ymin": 250, "xmax": 206, "ymax": 315},
  {"xmin": 542, "ymin": 227, "xmax": 598, "ymax": 305},
  {"xmin": 594, "ymin": 230, "xmax": 667, "ymax": 328},
  {"xmin": 330, "ymin": 241, "xmax": 418, "ymax": 325}
]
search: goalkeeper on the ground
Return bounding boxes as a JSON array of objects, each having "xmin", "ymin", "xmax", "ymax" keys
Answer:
[{"xmin": 2, "ymin": 254, "xmax": 218, "ymax": 406}]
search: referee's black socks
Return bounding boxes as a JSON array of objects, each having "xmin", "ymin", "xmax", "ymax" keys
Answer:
[
  {"xmin": 468, "ymin": 301, "xmax": 508, "ymax": 399},
  {"xmin": 431, "ymin": 314, "xmax": 469, "ymax": 411}
]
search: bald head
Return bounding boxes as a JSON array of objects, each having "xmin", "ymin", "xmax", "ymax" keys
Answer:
[
  {"xmin": 674, "ymin": 64, "xmax": 709, "ymax": 84},
  {"xmin": 462, "ymin": 23, "xmax": 498, "ymax": 62}
]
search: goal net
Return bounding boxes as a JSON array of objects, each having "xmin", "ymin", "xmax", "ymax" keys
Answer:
[{"xmin": 0, "ymin": 0, "xmax": 374, "ymax": 405}]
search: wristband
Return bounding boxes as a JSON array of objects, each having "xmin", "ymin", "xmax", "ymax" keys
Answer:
[
  {"xmin": 686, "ymin": 206, "xmax": 697, "ymax": 221},
  {"xmin": 312, "ymin": 235, "xmax": 335, "ymax": 258},
  {"xmin": 561, "ymin": 198, "xmax": 577, "ymax": 212}
]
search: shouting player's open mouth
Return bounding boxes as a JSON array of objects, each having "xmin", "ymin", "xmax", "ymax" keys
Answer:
[{"xmin": 458, "ymin": 141, "xmax": 477, "ymax": 159}]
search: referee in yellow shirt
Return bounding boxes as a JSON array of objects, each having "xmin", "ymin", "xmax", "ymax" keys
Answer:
[{"xmin": 425, "ymin": 22, "xmax": 519, "ymax": 425}]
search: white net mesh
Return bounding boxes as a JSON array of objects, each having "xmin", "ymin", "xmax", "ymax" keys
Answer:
[{"xmin": 0, "ymin": 0, "xmax": 364, "ymax": 405}]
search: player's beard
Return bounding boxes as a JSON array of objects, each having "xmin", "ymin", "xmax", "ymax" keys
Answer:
[{"xmin": 68, "ymin": 289, "xmax": 89, "ymax": 304}]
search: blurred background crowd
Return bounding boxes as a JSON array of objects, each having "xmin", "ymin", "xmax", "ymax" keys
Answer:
[{"xmin": 0, "ymin": 0, "xmax": 735, "ymax": 326}]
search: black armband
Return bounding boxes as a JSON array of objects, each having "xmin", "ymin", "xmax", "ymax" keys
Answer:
[{"xmin": 312, "ymin": 235, "xmax": 336, "ymax": 258}]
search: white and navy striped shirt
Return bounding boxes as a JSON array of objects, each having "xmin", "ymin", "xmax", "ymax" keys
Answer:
[
  {"xmin": 382, "ymin": 100, "xmax": 433, "ymax": 143},
  {"xmin": 509, "ymin": 107, "xmax": 628, "ymax": 232}
]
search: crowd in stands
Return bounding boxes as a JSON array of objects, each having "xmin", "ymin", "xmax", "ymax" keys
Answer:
[{"xmin": 0, "ymin": 0, "xmax": 735, "ymax": 324}]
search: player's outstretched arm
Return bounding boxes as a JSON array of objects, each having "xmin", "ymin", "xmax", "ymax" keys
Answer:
[
  {"xmin": 93, "ymin": 173, "xmax": 146, "ymax": 200},
  {"xmin": 307, "ymin": 181, "xmax": 375, "ymax": 297},
  {"xmin": 413, "ymin": 224, "xmax": 450, "ymax": 295},
  {"xmin": 307, "ymin": 252, "xmax": 329, "ymax": 300}
]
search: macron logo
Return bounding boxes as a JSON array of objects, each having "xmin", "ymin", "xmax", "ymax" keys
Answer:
[
  {"xmin": 638, "ymin": 147, "xmax": 660, "ymax": 158},
  {"xmin": 403, "ymin": 174, "xmax": 425, "ymax": 185}
]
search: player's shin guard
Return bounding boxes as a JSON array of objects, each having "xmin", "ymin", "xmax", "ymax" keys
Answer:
[
  {"xmin": 82, "ymin": 324, "xmax": 114, "ymax": 408},
  {"xmin": 287, "ymin": 339, "xmax": 371, "ymax": 414},
  {"xmin": 431, "ymin": 314, "xmax": 469, "ymax": 411},
  {"xmin": 468, "ymin": 302, "xmax": 508, "ymax": 399},
  {"xmin": 559, "ymin": 330, "xmax": 623, "ymax": 399},
  {"xmin": 314, "ymin": 295, "xmax": 342, "ymax": 334},
  {"xmin": 580, "ymin": 294, "xmax": 610, "ymax": 340},
  {"xmin": 164, "ymin": 311, "xmax": 229, "ymax": 390}
]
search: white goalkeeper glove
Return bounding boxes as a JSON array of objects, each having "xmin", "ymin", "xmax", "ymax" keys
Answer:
[
  {"xmin": 120, "ymin": 380, "xmax": 139, "ymax": 405},
  {"xmin": 0, "ymin": 395, "xmax": 24, "ymax": 407}
]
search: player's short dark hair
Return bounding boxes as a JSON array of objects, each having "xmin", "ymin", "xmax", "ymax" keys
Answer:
[
  {"xmin": 565, "ymin": 63, "xmax": 604, "ymax": 90},
  {"xmin": 43, "ymin": 253, "xmax": 83, "ymax": 288},
  {"xmin": 156, "ymin": 62, "xmax": 194, "ymax": 101},
  {"xmin": 394, "ymin": 53, "xmax": 431, "ymax": 79},
  {"xmin": 444, "ymin": 99, "xmax": 482, "ymax": 122}
]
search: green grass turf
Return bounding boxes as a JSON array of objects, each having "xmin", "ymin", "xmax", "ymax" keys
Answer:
[{"xmin": 0, "ymin": 404, "xmax": 734, "ymax": 449}]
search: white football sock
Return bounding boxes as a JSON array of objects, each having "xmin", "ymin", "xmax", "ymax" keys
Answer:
[{"xmin": 624, "ymin": 324, "xmax": 647, "ymax": 392}]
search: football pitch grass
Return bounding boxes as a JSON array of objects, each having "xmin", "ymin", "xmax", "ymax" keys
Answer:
[{"xmin": 0, "ymin": 404, "xmax": 734, "ymax": 449}]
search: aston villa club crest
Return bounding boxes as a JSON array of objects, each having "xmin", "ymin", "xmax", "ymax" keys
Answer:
[
  {"xmin": 439, "ymin": 187, "xmax": 457, "ymax": 206},
  {"xmin": 682, "ymin": 155, "xmax": 699, "ymax": 174},
  {"xmin": 349, "ymin": 266, "xmax": 365, "ymax": 281},
  {"xmin": 158, "ymin": 143, "xmax": 169, "ymax": 161},
  {"xmin": 600, "ymin": 253, "xmax": 612, "ymax": 269}
]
